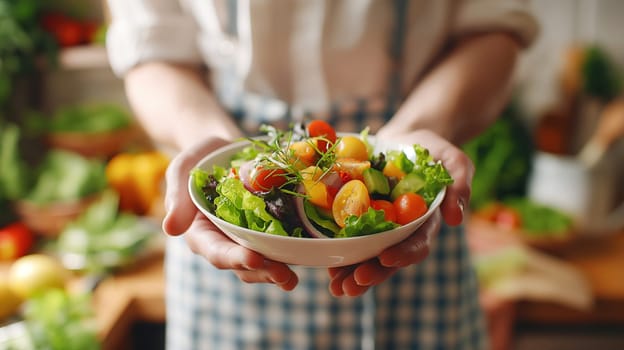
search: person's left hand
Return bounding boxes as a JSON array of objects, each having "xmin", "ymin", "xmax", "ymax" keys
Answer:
[{"xmin": 328, "ymin": 129, "xmax": 474, "ymax": 297}]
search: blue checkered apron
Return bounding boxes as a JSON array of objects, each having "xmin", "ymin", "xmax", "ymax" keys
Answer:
[
  {"xmin": 166, "ymin": 223, "xmax": 485, "ymax": 350},
  {"xmin": 165, "ymin": 1, "xmax": 486, "ymax": 348}
]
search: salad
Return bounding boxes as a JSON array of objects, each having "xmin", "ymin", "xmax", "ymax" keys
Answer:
[{"xmin": 192, "ymin": 120, "xmax": 453, "ymax": 239}]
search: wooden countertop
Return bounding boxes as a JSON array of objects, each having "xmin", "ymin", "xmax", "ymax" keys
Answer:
[
  {"xmin": 92, "ymin": 251, "xmax": 166, "ymax": 350},
  {"xmin": 515, "ymin": 231, "xmax": 624, "ymax": 325},
  {"xmin": 92, "ymin": 230, "xmax": 624, "ymax": 348},
  {"xmin": 5, "ymin": 228, "xmax": 622, "ymax": 349}
]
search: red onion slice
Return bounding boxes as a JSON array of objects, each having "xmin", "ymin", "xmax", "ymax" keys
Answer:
[{"xmin": 294, "ymin": 185, "xmax": 331, "ymax": 238}]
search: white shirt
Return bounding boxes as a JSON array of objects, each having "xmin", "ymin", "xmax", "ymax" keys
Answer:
[{"xmin": 106, "ymin": 0, "xmax": 538, "ymax": 112}]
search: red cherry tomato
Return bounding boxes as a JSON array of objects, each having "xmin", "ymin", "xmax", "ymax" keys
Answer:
[
  {"xmin": 370, "ymin": 199, "xmax": 398, "ymax": 223},
  {"xmin": 0, "ymin": 222, "xmax": 34, "ymax": 261},
  {"xmin": 495, "ymin": 207, "xmax": 522, "ymax": 230},
  {"xmin": 473, "ymin": 202, "xmax": 507, "ymax": 222},
  {"xmin": 393, "ymin": 193, "xmax": 428, "ymax": 225},
  {"xmin": 307, "ymin": 120, "xmax": 337, "ymax": 153},
  {"xmin": 249, "ymin": 166, "xmax": 288, "ymax": 192},
  {"xmin": 40, "ymin": 13, "xmax": 84, "ymax": 47}
]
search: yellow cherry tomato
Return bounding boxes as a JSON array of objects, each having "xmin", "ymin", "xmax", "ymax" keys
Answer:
[
  {"xmin": 301, "ymin": 166, "xmax": 332, "ymax": 209},
  {"xmin": 289, "ymin": 141, "xmax": 318, "ymax": 169},
  {"xmin": 382, "ymin": 161, "xmax": 406, "ymax": 180},
  {"xmin": 333, "ymin": 158, "xmax": 371, "ymax": 181},
  {"xmin": 335, "ymin": 136, "xmax": 369, "ymax": 161},
  {"xmin": 332, "ymin": 180, "xmax": 370, "ymax": 227}
]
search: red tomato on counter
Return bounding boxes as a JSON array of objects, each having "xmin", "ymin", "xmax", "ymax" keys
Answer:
[
  {"xmin": 0, "ymin": 222, "xmax": 34, "ymax": 261},
  {"xmin": 494, "ymin": 207, "xmax": 523, "ymax": 230}
]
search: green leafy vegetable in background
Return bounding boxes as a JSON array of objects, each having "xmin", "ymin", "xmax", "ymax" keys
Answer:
[
  {"xmin": 0, "ymin": 123, "xmax": 29, "ymax": 200},
  {"xmin": 28, "ymin": 103, "xmax": 133, "ymax": 134},
  {"xmin": 504, "ymin": 197, "xmax": 573, "ymax": 236},
  {"xmin": 582, "ymin": 45, "xmax": 623, "ymax": 101},
  {"xmin": 473, "ymin": 246, "xmax": 527, "ymax": 288},
  {"xmin": 25, "ymin": 150, "xmax": 107, "ymax": 204},
  {"xmin": 462, "ymin": 102, "xmax": 535, "ymax": 210},
  {"xmin": 21, "ymin": 289, "xmax": 100, "ymax": 350},
  {"xmin": 0, "ymin": 0, "xmax": 57, "ymax": 117},
  {"xmin": 0, "ymin": 122, "xmax": 29, "ymax": 225},
  {"xmin": 56, "ymin": 190, "xmax": 156, "ymax": 273}
]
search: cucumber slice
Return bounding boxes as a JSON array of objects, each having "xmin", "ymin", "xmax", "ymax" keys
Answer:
[
  {"xmin": 362, "ymin": 168, "xmax": 390, "ymax": 195},
  {"xmin": 390, "ymin": 173, "xmax": 425, "ymax": 200}
]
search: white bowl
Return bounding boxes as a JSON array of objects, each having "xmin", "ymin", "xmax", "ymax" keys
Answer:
[{"xmin": 188, "ymin": 136, "xmax": 446, "ymax": 267}]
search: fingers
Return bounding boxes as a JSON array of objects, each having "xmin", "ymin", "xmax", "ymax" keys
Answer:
[
  {"xmin": 436, "ymin": 143, "xmax": 474, "ymax": 226},
  {"xmin": 328, "ymin": 265, "xmax": 362, "ymax": 296},
  {"xmin": 378, "ymin": 208, "xmax": 441, "ymax": 267},
  {"xmin": 328, "ymin": 261, "xmax": 399, "ymax": 297},
  {"xmin": 163, "ymin": 137, "xmax": 299, "ymax": 290},
  {"xmin": 235, "ymin": 261, "xmax": 299, "ymax": 291},
  {"xmin": 162, "ymin": 137, "xmax": 230, "ymax": 235},
  {"xmin": 185, "ymin": 213, "xmax": 265, "ymax": 269},
  {"xmin": 328, "ymin": 210, "xmax": 442, "ymax": 297},
  {"xmin": 185, "ymin": 213, "xmax": 299, "ymax": 291}
]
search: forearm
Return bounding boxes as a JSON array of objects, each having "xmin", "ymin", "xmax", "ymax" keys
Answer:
[
  {"xmin": 381, "ymin": 33, "xmax": 521, "ymax": 145},
  {"xmin": 124, "ymin": 62, "xmax": 243, "ymax": 151}
]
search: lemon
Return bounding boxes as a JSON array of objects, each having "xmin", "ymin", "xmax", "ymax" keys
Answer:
[
  {"xmin": 8, "ymin": 254, "xmax": 68, "ymax": 299},
  {"xmin": 0, "ymin": 274, "xmax": 22, "ymax": 321}
]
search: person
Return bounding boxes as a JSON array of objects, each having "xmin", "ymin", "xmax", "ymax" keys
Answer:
[{"xmin": 106, "ymin": 1, "xmax": 538, "ymax": 349}]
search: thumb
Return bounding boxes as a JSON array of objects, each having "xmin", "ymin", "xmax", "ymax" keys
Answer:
[{"xmin": 162, "ymin": 137, "xmax": 230, "ymax": 235}]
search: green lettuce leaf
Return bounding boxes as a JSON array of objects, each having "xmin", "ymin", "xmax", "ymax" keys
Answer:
[
  {"xmin": 387, "ymin": 150, "xmax": 414, "ymax": 173},
  {"xmin": 215, "ymin": 177, "xmax": 288, "ymax": 236},
  {"xmin": 303, "ymin": 200, "xmax": 340, "ymax": 236},
  {"xmin": 337, "ymin": 208, "xmax": 399, "ymax": 238},
  {"xmin": 412, "ymin": 145, "xmax": 454, "ymax": 205}
]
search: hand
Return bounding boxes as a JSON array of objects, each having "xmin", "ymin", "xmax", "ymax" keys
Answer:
[
  {"xmin": 328, "ymin": 209, "xmax": 441, "ymax": 296},
  {"xmin": 327, "ymin": 129, "xmax": 474, "ymax": 297},
  {"xmin": 376, "ymin": 128, "xmax": 474, "ymax": 226},
  {"xmin": 162, "ymin": 137, "xmax": 299, "ymax": 291}
]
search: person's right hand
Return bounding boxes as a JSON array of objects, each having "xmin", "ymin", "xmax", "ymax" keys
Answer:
[{"xmin": 161, "ymin": 137, "xmax": 299, "ymax": 291}]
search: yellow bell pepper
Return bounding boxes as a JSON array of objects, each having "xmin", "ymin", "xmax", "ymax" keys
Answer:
[{"xmin": 105, "ymin": 151, "xmax": 169, "ymax": 215}]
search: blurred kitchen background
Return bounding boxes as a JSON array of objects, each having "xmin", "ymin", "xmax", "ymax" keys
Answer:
[{"xmin": 0, "ymin": 1, "xmax": 623, "ymax": 350}]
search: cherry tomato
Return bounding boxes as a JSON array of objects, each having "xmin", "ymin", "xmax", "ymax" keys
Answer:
[
  {"xmin": 473, "ymin": 202, "xmax": 504, "ymax": 222},
  {"xmin": 0, "ymin": 222, "xmax": 34, "ymax": 261},
  {"xmin": 301, "ymin": 166, "xmax": 333, "ymax": 209},
  {"xmin": 382, "ymin": 161, "xmax": 406, "ymax": 180},
  {"xmin": 393, "ymin": 193, "xmax": 428, "ymax": 225},
  {"xmin": 371, "ymin": 199, "xmax": 398, "ymax": 223},
  {"xmin": 337, "ymin": 170, "xmax": 352, "ymax": 183},
  {"xmin": 307, "ymin": 120, "xmax": 336, "ymax": 153},
  {"xmin": 333, "ymin": 158, "xmax": 371, "ymax": 180},
  {"xmin": 289, "ymin": 140, "xmax": 318, "ymax": 169},
  {"xmin": 495, "ymin": 207, "xmax": 522, "ymax": 230},
  {"xmin": 332, "ymin": 180, "xmax": 370, "ymax": 227},
  {"xmin": 335, "ymin": 136, "xmax": 369, "ymax": 161},
  {"xmin": 249, "ymin": 166, "xmax": 288, "ymax": 192}
]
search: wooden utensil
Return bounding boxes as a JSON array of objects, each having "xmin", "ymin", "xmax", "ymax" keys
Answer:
[{"xmin": 577, "ymin": 98, "xmax": 624, "ymax": 167}]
